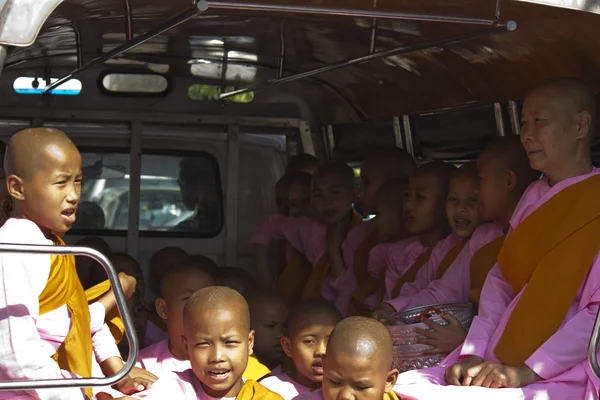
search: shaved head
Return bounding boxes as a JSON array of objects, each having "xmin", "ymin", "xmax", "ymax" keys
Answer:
[
  {"xmin": 314, "ymin": 162, "xmax": 355, "ymax": 190},
  {"xmin": 150, "ymin": 246, "xmax": 188, "ymax": 285},
  {"xmin": 413, "ymin": 161, "xmax": 456, "ymax": 194},
  {"xmin": 453, "ymin": 161, "xmax": 478, "ymax": 181},
  {"xmin": 287, "ymin": 299, "xmax": 342, "ymax": 336},
  {"xmin": 528, "ymin": 78, "xmax": 596, "ymax": 145},
  {"xmin": 286, "ymin": 154, "xmax": 319, "ymax": 175},
  {"xmin": 5, "ymin": 128, "xmax": 78, "ymax": 179},
  {"xmin": 480, "ymin": 136, "xmax": 539, "ymax": 192},
  {"xmin": 216, "ymin": 267, "xmax": 257, "ymax": 297},
  {"xmin": 363, "ymin": 148, "xmax": 416, "ymax": 183},
  {"xmin": 184, "ymin": 286, "xmax": 251, "ymax": 332},
  {"xmin": 327, "ymin": 317, "xmax": 393, "ymax": 370}
]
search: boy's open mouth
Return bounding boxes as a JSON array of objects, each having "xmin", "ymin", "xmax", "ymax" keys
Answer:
[
  {"xmin": 454, "ymin": 218, "xmax": 471, "ymax": 229},
  {"xmin": 311, "ymin": 360, "xmax": 324, "ymax": 375},
  {"xmin": 206, "ymin": 368, "xmax": 231, "ymax": 382}
]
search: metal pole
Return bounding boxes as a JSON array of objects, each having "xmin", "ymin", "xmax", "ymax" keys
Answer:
[
  {"xmin": 508, "ymin": 100, "xmax": 521, "ymax": 135},
  {"xmin": 589, "ymin": 307, "xmax": 600, "ymax": 381},
  {"xmin": 0, "ymin": 244, "xmax": 137, "ymax": 390},
  {"xmin": 207, "ymin": 2, "xmax": 498, "ymax": 25},
  {"xmin": 123, "ymin": 0, "xmax": 134, "ymax": 41},
  {"xmin": 494, "ymin": 102, "xmax": 506, "ymax": 136},
  {"xmin": 369, "ymin": 0, "xmax": 378, "ymax": 53},
  {"xmin": 278, "ymin": 21, "xmax": 285, "ymax": 79},
  {"xmin": 44, "ymin": 2, "xmax": 208, "ymax": 93},
  {"xmin": 402, "ymin": 115, "xmax": 415, "ymax": 156},
  {"xmin": 392, "ymin": 116, "xmax": 404, "ymax": 149},
  {"xmin": 220, "ymin": 22, "xmax": 516, "ymax": 99},
  {"xmin": 0, "ymin": 45, "xmax": 7, "ymax": 78}
]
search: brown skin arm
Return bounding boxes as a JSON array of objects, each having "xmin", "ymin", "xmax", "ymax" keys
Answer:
[
  {"xmin": 96, "ymin": 273, "xmax": 137, "ymax": 314},
  {"xmin": 415, "ymin": 314, "xmax": 467, "ymax": 355},
  {"xmin": 100, "ymin": 357, "xmax": 158, "ymax": 394},
  {"xmin": 467, "ymin": 362, "xmax": 541, "ymax": 388}
]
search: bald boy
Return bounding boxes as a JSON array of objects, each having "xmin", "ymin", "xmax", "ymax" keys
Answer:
[
  {"xmin": 286, "ymin": 153, "xmax": 319, "ymax": 175},
  {"xmin": 297, "ymin": 317, "xmax": 400, "ymax": 400}
]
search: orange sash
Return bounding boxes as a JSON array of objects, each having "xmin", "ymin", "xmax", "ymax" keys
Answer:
[
  {"xmin": 275, "ymin": 250, "xmax": 313, "ymax": 308},
  {"xmin": 391, "ymin": 247, "xmax": 435, "ymax": 299},
  {"xmin": 236, "ymin": 379, "xmax": 283, "ymax": 400},
  {"xmin": 494, "ymin": 175, "xmax": 600, "ymax": 366},
  {"xmin": 385, "ymin": 391, "xmax": 401, "ymax": 400},
  {"xmin": 467, "ymin": 235, "xmax": 506, "ymax": 306},
  {"xmin": 301, "ymin": 212, "xmax": 363, "ymax": 300},
  {"xmin": 349, "ymin": 232, "xmax": 379, "ymax": 316},
  {"xmin": 84, "ymin": 280, "xmax": 125, "ymax": 344},
  {"xmin": 39, "ymin": 236, "xmax": 93, "ymax": 397},
  {"xmin": 435, "ymin": 239, "xmax": 468, "ymax": 279}
]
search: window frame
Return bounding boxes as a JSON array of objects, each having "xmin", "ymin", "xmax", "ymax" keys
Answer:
[{"xmin": 70, "ymin": 147, "xmax": 223, "ymax": 238}]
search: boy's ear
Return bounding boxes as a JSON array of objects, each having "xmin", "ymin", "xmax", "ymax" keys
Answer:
[
  {"xmin": 181, "ymin": 334, "xmax": 188, "ymax": 355},
  {"xmin": 281, "ymin": 336, "xmax": 293, "ymax": 358},
  {"xmin": 155, "ymin": 298, "xmax": 168, "ymax": 320},
  {"xmin": 505, "ymin": 170, "xmax": 517, "ymax": 193},
  {"xmin": 6, "ymin": 174, "xmax": 24, "ymax": 202},
  {"xmin": 248, "ymin": 329, "xmax": 255, "ymax": 356},
  {"xmin": 384, "ymin": 368, "xmax": 399, "ymax": 393}
]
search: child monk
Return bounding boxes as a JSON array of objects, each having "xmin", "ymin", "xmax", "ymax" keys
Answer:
[
  {"xmin": 260, "ymin": 299, "xmax": 342, "ymax": 399},
  {"xmin": 275, "ymin": 172, "xmax": 314, "ymax": 308},
  {"xmin": 138, "ymin": 256, "xmax": 216, "ymax": 376},
  {"xmin": 145, "ymin": 246, "xmax": 188, "ymax": 346},
  {"xmin": 296, "ymin": 316, "xmax": 400, "ymax": 400},
  {"xmin": 393, "ymin": 78, "xmax": 600, "ymax": 400},
  {"xmin": 247, "ymin": 292, "xmax": 289, "ymax": 373},
  {"xmin": 100, "ymin": 286, "xmax": 284, "ymax": 400},
  {"xmin": 362, "ymin": 162, "xmax": 456, "ymax": 315},
  {"xmin": 378, "ymin": 137, "xmax": 539, "ymax": 356},
  {"xmin": 0, "ymin": 127, "xmax": 153, "ymax": 399},
  {"xmin": 252, "ymin": 162, "xmax": 365, "ymax": 315},
  {"xmin": 216, "ymin": 266, "xmax": 257, "ymax": 297},
  {"xmin": 348, "ymin": 178, "xmax": 409, "ymax": 315}
]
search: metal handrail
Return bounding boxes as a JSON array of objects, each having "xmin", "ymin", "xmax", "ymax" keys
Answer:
[
  {"xmin": 0, "ymin": 243, "xmax": 138, "ymax": 390},
  {"xmin": 588, "ymin": 305, "xmax": 600, "ymax": 380}
]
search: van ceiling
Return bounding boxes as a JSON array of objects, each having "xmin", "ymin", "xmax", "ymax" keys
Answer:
[{"xmin": 4, "ymin": 0, "xmax": 600, "ymax": 119}]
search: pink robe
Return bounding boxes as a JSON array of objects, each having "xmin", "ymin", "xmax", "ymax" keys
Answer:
[
  {"xmin": 394, "ymin": 168, "xmax": 600, "ymax": 400},
  {"xmin": 0, "ymin": 218, "xmax": 121, "ymax": 400},
  {"xmin": 251, "ymin": 214, "xmax": 371, "ymax": 315},
  {"xmin": 393, "ymin": 233, "xmax": 464, "ymax": 299},
  {"xmin": 137, "ymin": 338, "xmax": 190, "ymax": 376},
  {"xmin": 386, "ymin": 223, "xmax": 504, "ymax": 312},
  {"xmin": 260, "ymin": 373, "xmax": 311, "ymax": 400}
]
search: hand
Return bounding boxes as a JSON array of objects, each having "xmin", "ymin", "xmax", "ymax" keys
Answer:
[
  {"xmin": 372, "ymin": 302, "xmax": 396, "ymax": 321},
  {"xmin": 114, "ymin": 366, "xmax": 158, "ymax": 394},
  {"xmin": 415, "ymin": 314, "xmax": 466, "ymax": 355},
  {"xmin": 444, "ymin": 355, "xmax": 484, "ymax": 386},
  {"xmin": 467, "ymin": 362, "xmax": 540, "ymax": 389},
  {"xmin": 118, "ymin": 272, "xmax": 137, "ymax": 300}
]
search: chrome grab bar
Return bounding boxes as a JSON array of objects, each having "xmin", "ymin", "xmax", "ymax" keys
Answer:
[
  {"xmin": 0, "ymin": 243, "xmax": 138, "ymax": 390},
  {"xmin": 588, "ymin": 305, "xmax": 600, "ymax": 380}
]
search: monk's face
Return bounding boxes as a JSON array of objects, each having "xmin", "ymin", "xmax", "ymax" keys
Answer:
[
  {"xmin": 312, "ymin": 172, "xmax": 355, "ymax": 225},
  {"xmin": 446, "ymin": 173, "xmax": 482, "ymax": 238},
  {"xmin": 374, "ymin": 195, "xmax": 405, "ymax": 243},
  {"xmin": 184, "ymin": 306, "xmax": 253, "ymax": 398},
  {"xmin": 403, "ymin": 172, "xmax": 445, "ymax": 236},
  {"xmin": 288, "ymin": 180, "xmax": 312, "ymax": 218},
  {"xmin": 322, "ymin": 350, "xmax": 396, "ymax": 400},
  {"xmin": 157, "ymin": 271, "xmax": 214, "ymax": 356},
  {"xmin": 11, "ymin": 143, "xmax": 82, "ymax": 236},
  {"xmin": 521, "ymin": 87, "xmax": 590, "ymax": 175},
  {"xmin": 359, "ymin": 161, "xmax": 387, "ymax": 215},
  {"xmin": 476, "ymin": 153, "xmax": 509, "ymax": 222},
  {"xmin": 251, "ymin": 298, "xmax": 288, "ymax": 366},
  {"xmin": 282, "ymin": 312, "xmax": 340, "ymax": 387}
]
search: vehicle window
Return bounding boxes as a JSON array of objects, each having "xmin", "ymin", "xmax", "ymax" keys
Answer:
[
  {"xmin": 75, "ymin": 152, "xmax": 222, "ymax": 236},
  {"xmin": 101, "ymin": 73, "xmax": 169, "ymax": 94}
]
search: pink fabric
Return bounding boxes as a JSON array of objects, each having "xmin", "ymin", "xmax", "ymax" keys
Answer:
[
  {"xmin": 144, "ymin": 319, "xmax": 169, "ymax": 348},
  {"xmin": 260, "ymin": 373, "xmax": 311, "ymax": 400},
  {"xmin": 250, "ymin": 214, "xmax": 369, "ymax": 315},
  {"xmin": 361, "ymin": 241, "xmax": 394, "ymax": 309},
  {"xmin": 386, "ymin": 222, "xmax": 504, "ymax": 312},
  {"xmin": 0, "ymin": 218, "xmax": 120, "ymax": 400},
  {"xmin": 397, "ymin": 233, "xmax": 464, "ymax": 298},
  {"xmin": 137, "ymin": 339, "xmax": 190, "ymax": 377},
  {"xmin": 393, "ymin": 168, "xmax": 600, "ymax": 399},
  {"xmin": 381, "ymin": 237, "xmax": 427, "ymax": 300},
  {"xmin": 128, "ymin": 369, "xmax": 226, "ymax": 399}
]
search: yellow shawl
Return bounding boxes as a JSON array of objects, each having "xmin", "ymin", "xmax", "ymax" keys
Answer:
[
  {"xmin": 391, "ymin": 246, "xmax": 435, "ymax": 299},
  {"xmin": 236, "ymin": 379, "xmax": 283, "ymax": 400},
  {"xmin": 467, "ymin": 235, "xmax": 506, "ymax": 307},
  {"xmin": 435, "ymin": 239, "xmax": 468, "ymax": 279},
  {"xmin": 348, "ymin": 232, "xmax": 379, "ymax": 316},
  {"xmin": 243, "ymin": 355, "xmax": 271, "ymax": 381}
]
